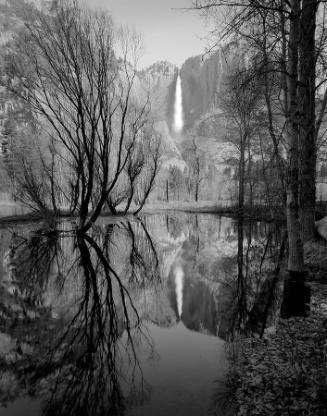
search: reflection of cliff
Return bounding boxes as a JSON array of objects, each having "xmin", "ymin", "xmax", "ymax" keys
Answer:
[
  {"xmin": 163, "ymin": 214, "xmax": 239, "ymax": 336},
  {"xmin": 167, "ymin": 268, "xmax": 219, "ymax": 336},
  {"xmin": 135, "ymin": 287, "xmax": 177, "ymax": 328},
  {"xmin": 182, "ymin": 279, "xmax": 218, "ymax": 335}
]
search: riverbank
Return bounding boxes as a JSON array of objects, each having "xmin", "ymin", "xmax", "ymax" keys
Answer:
[
  {"xmin": 223, "ymin": 246, "xmax": 327, "ymax": 416},
  {"xmin": 0, "ymin": 201, "xmax": 286, "ymax": 227},
  {"xmin": 2, "ymin": 199, "xmax": 327, "ymax": 226},
  {"xmin": 0, "ymin": 204, "xmax": 234, "ymax": 227},
  {"xmin": 142, "ymin": 202, "xmax": 286, "ymax": 221}
]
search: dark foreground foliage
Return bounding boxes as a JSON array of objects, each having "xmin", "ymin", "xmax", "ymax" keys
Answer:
[{"xmin": 223, "ymin": 284, "xmax": 327, "ymax": 416}]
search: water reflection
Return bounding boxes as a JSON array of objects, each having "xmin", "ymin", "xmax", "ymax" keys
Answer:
[
  {"xmin": 174, "ymin": 265, "xmax": 184, "ymax": 318},
  {"xmin": 216, "ymin": 217, "xmax": 287, "ymax": 340},
  {"xmin": 0, "ymin": 213, "xmax": 303, "ymax": 415},
  {"xmin": 0, "ymin": 220, "xmax": 158, "ymax": 416},
  {"xmin": 157, "ymin": 214, "xmax": 286, "ymax": 340}
]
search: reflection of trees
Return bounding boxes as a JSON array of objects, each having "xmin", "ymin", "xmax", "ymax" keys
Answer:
[
  {"xmin": 212, "ymin": 219, "xmax": 288, "ymax": 414},
  {"xmin": 228, "ymin": 218, "xmax": 310, "ymax": 333},
  {"xmin": 217, "ymin": 219, "xmax": 286, "ymax": 340},
  {"xmin": 0, "ymin": 220, "xmax": 160, "ymax": 415},
  {"xmin": 166, "ymin": 214, "xmax": 186, "ymax": 241},
  {"xmin": 2, "ymin": 227, "xmax": 65, "ymax": 305}
]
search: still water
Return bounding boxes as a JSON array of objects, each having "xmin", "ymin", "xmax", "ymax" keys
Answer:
[{"xmin": 0, "ymin": 213, "xmax": 283, "ymax": 416}]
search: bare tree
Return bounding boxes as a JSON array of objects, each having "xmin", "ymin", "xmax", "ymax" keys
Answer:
[
  {"xmin": 183, "ymin": 136, "xmax": 207, "ymax": 202},
  {"xmin": 3, "ymin": 0, "xmax": 160, "ymax": 230},
  {"xmin": 1, "ymin": 117, "xmax": 64, "ymax": 218},
  {"xmin": 219, "ymin": 62, "xmax": 263, "ymax": 215},
  {"xmin": 166, "ymin": 165, "xmax": 185, "ymax": 201}
]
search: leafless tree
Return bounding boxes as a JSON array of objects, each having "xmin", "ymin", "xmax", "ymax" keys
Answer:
[
  {"xmin": 219, "ymin": 62, "xmax": 263, "ymax": 214},
  {"xmin": 3, "ymin": 0, "xmax": 160, "ymax": 230},
  {"xmin": 183, "ymin": 136, "xmax": 207, "ymax": 202},
  {"xmin": 1, "ymin": 117, "xmax": 65, "ymax": 219},
  {"xmin": 166, "ymin": 165, "xmax": 185, "ymax": 201}
]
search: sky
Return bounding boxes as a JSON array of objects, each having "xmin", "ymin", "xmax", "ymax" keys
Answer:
[{"xmin": 83, "ymin": 0, "xmax": 211, "ymax": 69}]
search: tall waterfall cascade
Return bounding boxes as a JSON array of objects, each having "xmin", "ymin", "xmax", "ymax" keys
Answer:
[
  {"xmin": 175, "ymin": 265, "xmax": 184, "ymax": 318},
  {"xmin": 173, "ymin": 72, "xmax": 184, "ymax": 133}
]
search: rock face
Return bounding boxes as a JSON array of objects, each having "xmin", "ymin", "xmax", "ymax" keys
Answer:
[
  {"xmin": 139, "ymin": 48, "xmax": 232, "ymax": 133},
  {"xmin": 180, "ymin": 50, "xmax": 224, "ymax": 130},
  {"xmin": 180, "ymin": 42, "xmax": 247, "ymax": 133},
  {"xmin": 137, "ymin": 61, "xmax": 178, "ymax": 125}
]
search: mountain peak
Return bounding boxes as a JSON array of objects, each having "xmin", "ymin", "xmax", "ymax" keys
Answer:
[{"xmin": 140, "ymin": 61, "xmax": 177, "ymax": 76}]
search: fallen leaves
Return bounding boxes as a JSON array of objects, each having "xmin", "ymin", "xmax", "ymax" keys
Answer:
[{"xmin": 224, "ymin": 286, "xmax": 327, "ymax": 416}]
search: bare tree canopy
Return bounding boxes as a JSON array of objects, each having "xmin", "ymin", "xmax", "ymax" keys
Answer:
[{"xmin": 2, "ymin": 0, "xmax": 161, "ymax": 230}]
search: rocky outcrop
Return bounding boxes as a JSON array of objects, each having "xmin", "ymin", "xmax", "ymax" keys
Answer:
[
  {"xmin": 180, "ymin": 50, "xmax": 224, "ymax": 130},
  {"xmin": 137, "ymin": 61, "xmax": 178, "ymax": 124},
  {"xmin": 179, "ymin": 41, "xmax": 250, "ymax": 133}
]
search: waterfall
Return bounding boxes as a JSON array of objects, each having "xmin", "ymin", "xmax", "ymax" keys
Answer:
[
  {"xmin": 175, "ymin": 265, "xmax": 184, "ymax": 318},
  {"xmin": 173, "ymin": 72, "xmax": 184, "ymax": 133}
]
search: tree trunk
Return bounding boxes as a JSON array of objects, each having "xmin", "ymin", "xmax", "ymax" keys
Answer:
[
  {"xmin": 286, "ymin": 0, "xmax": 305, "ymax": 274},
  {"xmin": 235, "ymin": 216, "xmax": 247, "ymax": 337},
  {"xmin": 195, "ymin": 181, "xmax": 199, "ymax": 202},
  {"xmin": 299, "ymin": 0, "xmax": 317, "ymax": 241},
  {"xmin": 238, "ymin": 133, "xmax": 245, "ymax": 216},
  {"xmin": 195, "ymin": 157, "xmax": 200, "ymax": 202},
  {"xmin": 247, "ymin": 138, "xmax": 253, "ymax": 209}
]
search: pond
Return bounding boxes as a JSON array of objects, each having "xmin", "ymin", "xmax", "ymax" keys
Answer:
[{"xmin": 0, "ymin": 213, "xmax": 285, "ymax": 416}]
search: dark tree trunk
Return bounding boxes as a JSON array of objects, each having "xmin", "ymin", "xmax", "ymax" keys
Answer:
[
  {"xmin": 286, "ymin": 0, "xmax": 305, "ymax": 273},
  {"xmin": 247, "ymin": 139, "xmax": 253, "ymax": 209},
  {"xmin": 195, "ymin": 182, "xmax": 199, "ymax": 202},
  {"xmin": 281, "ymin": 271, "xmax": 311, "ymax": 318},
  {"xmin": 299, "ymin": 0, "xmax": 318, "ymax": 241},
  {"xmin": 238, "ymin": 133, "xmax": 246, "ymax": 216}
]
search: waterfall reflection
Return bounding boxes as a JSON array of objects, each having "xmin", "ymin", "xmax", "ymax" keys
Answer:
[
  {"xmin": 0, "ymin": 219, "xmax": 160, "ymax": 416},
  {"xmin": 174, "ymin": 265, "xmax": 184, "ymax": 319}
]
